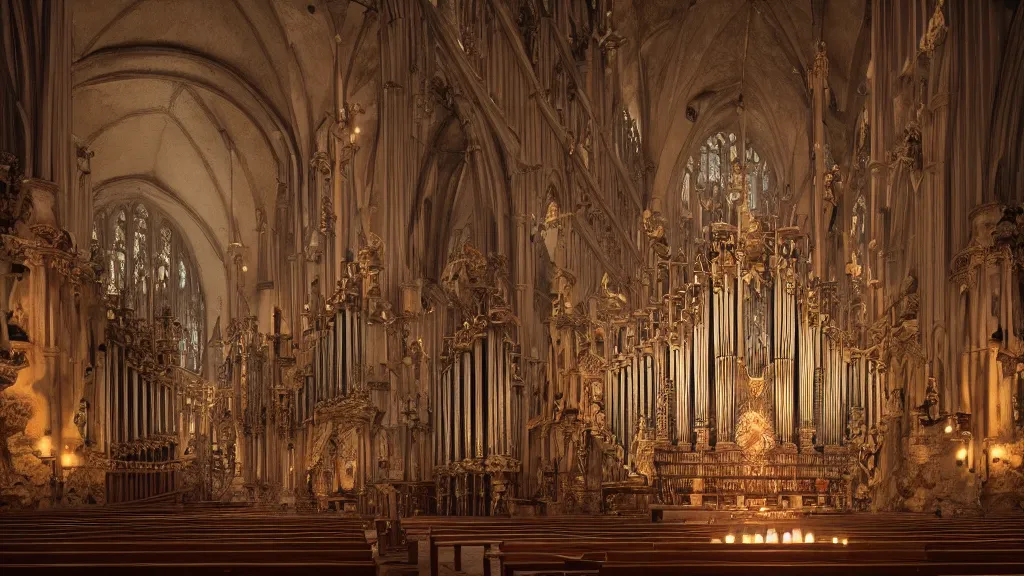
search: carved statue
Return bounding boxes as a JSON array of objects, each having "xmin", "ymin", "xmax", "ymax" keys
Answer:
[
  {"xmin": 552, "ymin": 391, "xmax": 565, "ymax": 422},
  {"xmin": 848, "ymin": 408, "xmax": 866, "ymax": 448},
  {"xmin": 642, "ymin": 210, "xmax": 670, "ymax": 259},
  {"xmin": 74, "ymin": 399, "xmax": 89, "ymax": 443},
  {"xmin": 308, "ymin": 277, "xmax": 324, "ymax": 319},
  {"xmin": 823, "ymin": 164, "xmax": 841, "ymax": 206},
  {"xmin": 727, "ymin": 159, "xmax": 744, "ymax": 208},
  {"xmin": 598, "ymin": 272, "xmax": 628, "ymax": 317},
  {"xmin": 922, "ymin": 377, "xmax": 941, "ymax": 423},
  {"xmin": 1013, "ymin": 395, "xmax": 1021, "ymax": 427},
  {"xmin": 918, "ymin": 0, "xmax": 947, "ymax": 56},
  {"xmin": 846, "ymin": 250, "xmax": 862, "ymax": 279}
]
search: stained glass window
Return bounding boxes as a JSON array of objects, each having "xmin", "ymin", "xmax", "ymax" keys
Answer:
[
  {"xmin": 684, "ymin": 132, "xmax": 770, "ymax": 218},
  {"xmin": 94, "ymin": 200, "xmax": 205, "ymax": 372}
]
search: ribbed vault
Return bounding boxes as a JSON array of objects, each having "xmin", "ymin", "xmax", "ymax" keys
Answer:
[
  {"xmin": 70, "ymin": 0, "xmax": 376, "ymax": 333},
  {"xmin": 614, "ymin": 0, "xmax": 870, "ymax": 230}
]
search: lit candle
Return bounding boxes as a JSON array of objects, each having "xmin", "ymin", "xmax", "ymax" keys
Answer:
[
  {"xmin": 832, "ymin": 537, "xmax": 839, "ymax": 544},
  {"xmin": 944, "ymin": 424, "xmax": 953, "ymax": 434},
  {"xmin": 754, "ymin": 533, "xmax": 764, "ymax": 544},
  {"xmin": 766, "ymin": 529, "xmax": 779, "ymax": 544},
  {"xmin": 724, "ymin": 534, "xmax": 736, "ymax": 544},
  {"xmin": 804, "ymin": 532, "xmax": 815, "ymax": 543},
  {"xmin": 956, "ymin": 447, "xmax": 968, "ymax": 461},
  {"xmin": 742, "ymin": 534, "xmax": 752, "ymax": 544},
  {"xmin": 37, "ymin": 436, "xmax": 52, "ymax": 458},
  {"xmin": 782, "ymin": 532, "xmax": 793, "ymax": 544},
  {"xmin": 842, "ymin": 538, "xmax": 848, "ymax": 546},
  {"xmin": 792, "ymin": 528, "xmax": 803, "ymax": 543},
  {"xmin": 61, "ymin": 453, "xmax": 75, "ymax": 468}
]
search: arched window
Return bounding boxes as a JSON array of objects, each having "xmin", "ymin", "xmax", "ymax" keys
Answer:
[
  {"xmin": 683, "ymin": 132, "xmax": 771, "ymax": 219},
  {"xmin": 94, "ymin": 201, "xmax": 206, "ymax": 372}
]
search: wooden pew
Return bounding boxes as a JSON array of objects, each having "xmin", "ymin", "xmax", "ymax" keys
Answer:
[{"xmin": 0, "ymin": 506, "xmax": 376, "ymax": 576}]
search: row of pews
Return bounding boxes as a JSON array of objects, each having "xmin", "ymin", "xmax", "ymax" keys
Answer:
[
  {"xmin": 0, "ymin": 504, "xmax": 375, "ymax": 575},
  {"xmin": 404, "ymin": 513, "xmax": 1024, "ymax": 576},
  {"xmin": 3, "ymin": 505, "xmax": 1021, "ymax": 575}
]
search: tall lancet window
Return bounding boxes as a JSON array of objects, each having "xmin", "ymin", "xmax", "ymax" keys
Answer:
[
  {"xmin": 94, "ymin": 200, "xmax": 206, "ymax": 372},
  {"xmin": 686, "ymin": 132, "xmax": 771, "ymax": 220}
]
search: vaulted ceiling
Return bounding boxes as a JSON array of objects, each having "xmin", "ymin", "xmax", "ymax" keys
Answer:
[
  {"xmin": 71, "ymin": 0, "xmax": 374, "ymax": 321},
  {"xmin": 614, "ymin": 0, "xmax": 870, "ymax": 212},
  {"xmin": 70, "ymin": 0, "xmax": 872, "ymax": 323}
]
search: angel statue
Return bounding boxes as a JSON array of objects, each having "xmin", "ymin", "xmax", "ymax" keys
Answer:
[{"xmin": 600, "ymin": 273, "xmax": 627, "ymax": 311}]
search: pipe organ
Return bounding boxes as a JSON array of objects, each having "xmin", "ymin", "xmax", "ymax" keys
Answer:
[
  {"xmin": 101, "ymin": 306, "xmax": 182, "ymax": 503},
  {"xmin": 435, "ymin": 329, "xmax": 515, "ymax": 465},
  {"xmin": 432, "ymin": 241, "xmax": 522, "ymax": 516},
  {"xmin": 584, "ymin": 138, "xmax": 900, "ymax": 511},
  {"xmin": 304, "ymin": 307, "xmax": 363, "ymax": 420}
]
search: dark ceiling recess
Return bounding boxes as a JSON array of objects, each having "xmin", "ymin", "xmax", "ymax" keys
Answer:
[
  {"xmin": 686, "ymin": 106, "xmax": 698, "ymax": 122},
  {"xmin": 307, "ymin": 4, "xmax": 316, "ymax": 14}
]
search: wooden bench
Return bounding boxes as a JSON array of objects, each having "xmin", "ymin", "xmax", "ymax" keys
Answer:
[
  {"xmin": 0, "ymin": 506, "xmax": 376, "ymax": 576},
  {"xmin": 401, "ymin": 513, "xmax": 1024, "ymax": 576}
]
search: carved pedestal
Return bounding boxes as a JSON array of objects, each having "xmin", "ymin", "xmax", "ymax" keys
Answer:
[
  {"xmin": 695, "ymin": 426, "xmax": 711, "ymax": 451},
  {"xmin": 799, "ymin": 427, "xmax": 816, "ymax": 453}
]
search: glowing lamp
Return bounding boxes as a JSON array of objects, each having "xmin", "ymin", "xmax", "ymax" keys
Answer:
[
  {"xmin": 37, "ymin": 436, "xmax": 52, "ymax": 458},
  {"xmin": 766, "ymin": 529, "xmax": 779, "ymax": 544},
  {"xmin": 61, "ymin": 453, "xmax": 77, "ymax": 468},
  {"xmin": 832, "ymin": 537, "xmax": 839, "ymax": 544},
  {"xmin": 782, "ymin": 532, "xmax": 793, "ymax": 544},
  {"xmin": 842, "ymin": 538, "xmax": 849, "ymax": 546},
  {"xmin": 944, "ymin": 424, "xmax": 953, "ymax": 434},
  {"xmin": 792, "ymin": 528, "xmax": 803, "ymax": 543},
  {"xmin": 724, "ymin": 534, "xmax": 735, "ymax": 544},
  {"xmin": 990, "ymin": 446, "xmax": 1006, "ymax": 463},
  {"xmin": 956, "ymin": 447, "xmax": 968, "ymax": 462},
  {"xmin": 804, "ymin": 532, "xmax": 815, "ymax": 543},
  {"xmin": 241, "ymin": 264, "xmax": 248, "ymax": 273},
  {"xmin": 741, "ymin": 534, "xmax": 752, "ymax": 544},
  {"xmin": 754, "ymin": 533, "xmax": 764, "ymax": 544}
]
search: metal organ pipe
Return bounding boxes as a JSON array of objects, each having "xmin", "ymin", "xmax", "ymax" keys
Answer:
[
  {"xmin": 774, "ymin": 279, "xmax": 797, "ymax": 445},
  {"xmin": 693, "ymin": 295, "xmax": 711, "ymax": 447},
  {"xmin": 714, "ymin": 277, "xmax": 737, "ymax": 446},
  {"xmin": 673, "ymin": 342, "xmax": 693, "ymax": 446}
]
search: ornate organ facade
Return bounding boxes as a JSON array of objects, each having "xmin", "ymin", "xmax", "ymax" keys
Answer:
[{"xmin": 2, "ymin": 0, "xmax": 1022, "ymax": 516}]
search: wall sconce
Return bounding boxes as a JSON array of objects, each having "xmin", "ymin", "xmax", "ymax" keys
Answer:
[
  {"xmin": 990, "ymin": 445, "xmax": 1005, "ymax": 464},
  {"xmin": 955, "ymin": 446, "xmax": 968, "ymax": 466},
  {"xmin": 350, "ymin": 126, "xmax": 360, "ymax": 144}
]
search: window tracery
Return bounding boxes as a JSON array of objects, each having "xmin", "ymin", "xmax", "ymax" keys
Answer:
[
  {"xmin": 682, "ymin": 132, "xmax": 772, "ymax": 220},
  {"xmin": 94, "ymin": 200, "xmax": 205, "ymax": 372}
]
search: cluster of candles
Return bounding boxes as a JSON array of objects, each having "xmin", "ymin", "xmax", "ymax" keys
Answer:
[{"xmin": 718, "ymin": 529, "xmax": 848, "ymax": 545}]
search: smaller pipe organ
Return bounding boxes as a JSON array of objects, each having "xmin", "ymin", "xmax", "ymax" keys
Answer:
[
  {"xmin": 433, "ymin": 241, "xmax": 523, "ymax": 516},
  {"xmin": 100, "ymin": 305, "xmax": 183, "ymax": 503}
]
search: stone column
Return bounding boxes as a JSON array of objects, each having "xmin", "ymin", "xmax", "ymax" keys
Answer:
[{"xmin": 809, "ymin": 42, "xmax": 829, "ymax": 279}]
